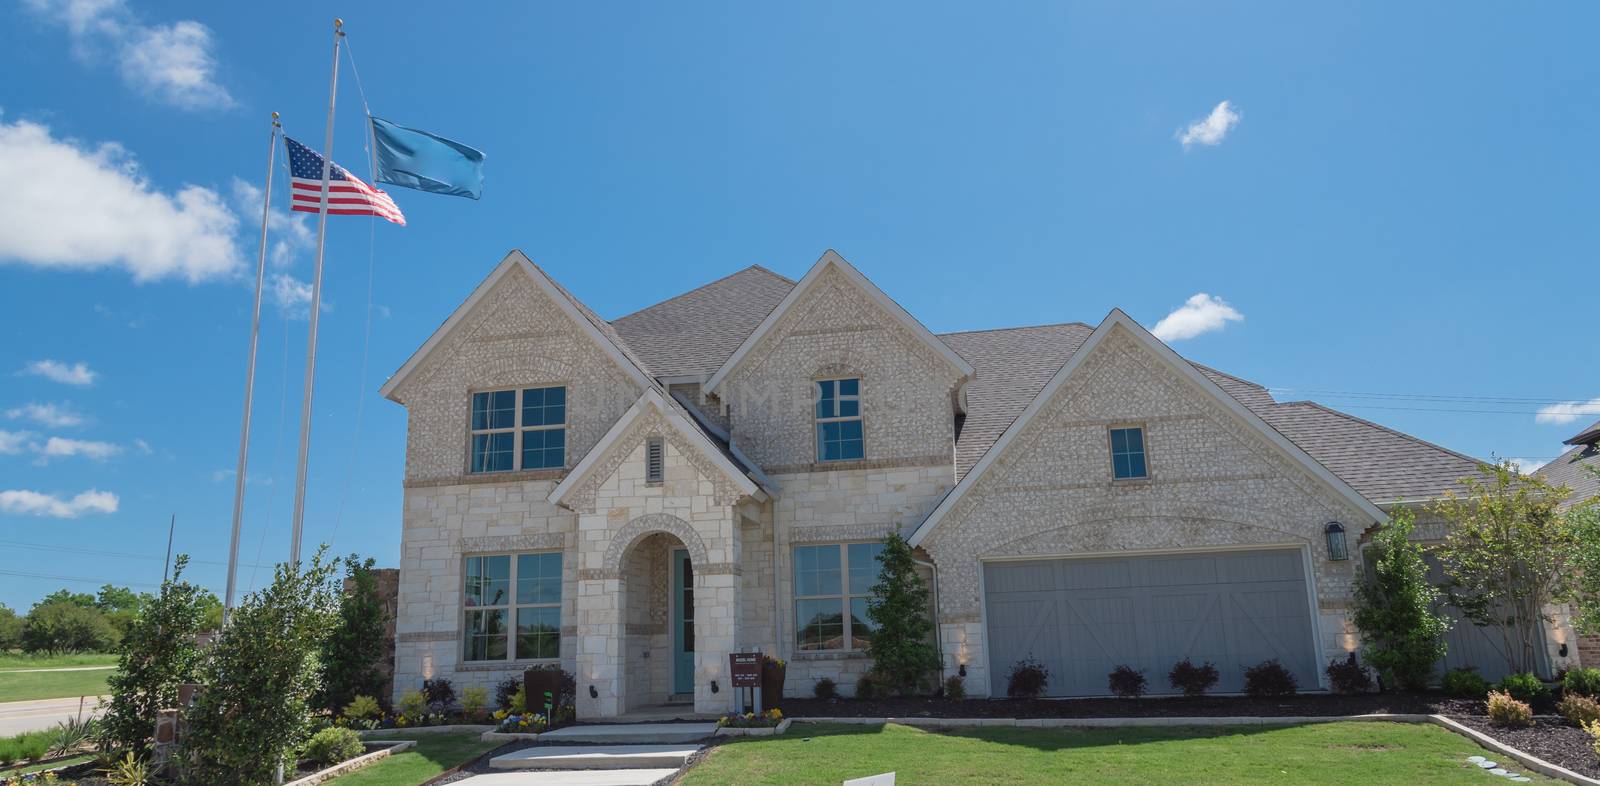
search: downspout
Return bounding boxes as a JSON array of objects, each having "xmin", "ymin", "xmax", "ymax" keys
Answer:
[{"xmin": 911, "ymin": 555, "xmax": 945, "ymax": 681}]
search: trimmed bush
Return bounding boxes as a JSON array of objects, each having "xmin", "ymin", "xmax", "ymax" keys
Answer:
[
  {"xmin": 1585, "ymin": 719, "xmax": 1600, "ymax": 760},
  {"xmin": 422, "ymin": 677, "xmax": 456, "ymax": 712},
  {"xmin": 1243, "ymin": 659, "xmax": 1297, "ymax": 698},
  {"xmin": 1496, "ymin": 672, "xmax": 1551, "ymax": 705},
  {"xmin": 0, "ymin": 729, "xmax": 54, "ymax": 766},
  {"xmin": 398, "ymin": 689, "xmax": 428, "ymax": 719},
  {"xmin": 1558, "ymin": 694, "xmax": 1600, "ymax": 726},
  {"xmin": 461, "ymin": 686, "xmax": 488, "ymax": 719},
  {"xmin": 855, "ymin": 674, "xmax": 880, "ymax": 700},
  {"xmin": 1325, "ymin": 653, "xmax": 1373, "ymax": 695},
  {"xmin": 813, "ymin": 677, "xmax": 838, "ymax": 700},
  {"xmin": 943, "ymin": 675, "xmax": 965, "ymax": 701},
  {"xmin": 1563, "ymin": 667, "xmax": 1600, "ymax": 698},
  {"xmin": 1006, "ymin": 657, "xmax": 1050, "ymax": 699},
  {"xmin": 1107, "ymin": 665, "xmax": 1147, "ymax": 699},
  {"xmin": 343, "ymin": 695, "xmax": 381, "ymax": 721},
  {"xmin": 1441, "ymin": 668, "xmax": 1490, "ymax": 699},
  {"xmin": 1168, "ymin": 659, "xmax": 1220, "ymax": 697},
  {"xmin": 1486, "ymin": 690, "xmax": 1533, "ymax": 728},
  {"xmin": 303, "ymin": 726, "xmax": 364, "ymax": 767}
]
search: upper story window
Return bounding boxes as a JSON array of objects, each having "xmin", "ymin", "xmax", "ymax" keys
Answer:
[
  {"xmin": 1108, "ymin": 425, "xmax": 1148, "ymax": 480},
  {"xmin": 463, "ymin": 552, "xmax": 563, "ymax": 662},
  {"xmin": 470, "ymin": 386, "xmax": 566, "ymax": 473},
  {"xmin": 793, "ymin": 542, "xmax": 884, "ymax": 652},
  {"xmin": 815, "ymin": 378, "xmax": 863, "ymax": 462}
]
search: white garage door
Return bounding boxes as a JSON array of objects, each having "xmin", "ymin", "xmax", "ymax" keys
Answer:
[{"xmin": 983, "ymin": 548, "xmax": 1320, "ymax": 697}]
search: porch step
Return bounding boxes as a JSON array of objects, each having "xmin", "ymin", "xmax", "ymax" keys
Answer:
[
  {"xmin": 449, "ymin": 770, "xmax": 680, "ymax": 786},
  {"xmin": 489, "ymin": 744, "xmax": 700, "ymax": 771},
  {"xmin": 537, "ymin": 722, "xmax": 718, "ymax": 745}
]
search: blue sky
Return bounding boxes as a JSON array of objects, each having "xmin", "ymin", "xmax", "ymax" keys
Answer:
[{"xmin": 1, "ymin": 1, "xmax": 1595, "ymax": 611}]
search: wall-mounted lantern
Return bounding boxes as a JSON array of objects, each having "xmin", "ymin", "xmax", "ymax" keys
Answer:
[{"xmin": 1325, "ymin": 522, "xmax": 1349, "ymax": 561}]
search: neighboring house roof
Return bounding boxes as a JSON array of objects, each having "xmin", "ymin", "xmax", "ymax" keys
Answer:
[
  {"xmin": 906, "ymin": 310, "xmax": 1389, "ymax": 548},
  {"xmin": 702, "ymin": 250, "xmax": 975, "ymax": 394},
  {"xmin": 1538, "ymin": 419, "xmax": 1600, "ymax": 507},
  {"xmin": 612, "ymin": 265, "xmax": 795, "ymax": 378}
]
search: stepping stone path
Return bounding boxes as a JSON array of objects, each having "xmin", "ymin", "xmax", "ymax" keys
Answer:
[
  {"xmin": 453, "ymin": 723, "xmax": 719, "ymax": 786},
  {"xmin": 1465, "ymin": 756, "xmax": 1532, "ymax": 782}
]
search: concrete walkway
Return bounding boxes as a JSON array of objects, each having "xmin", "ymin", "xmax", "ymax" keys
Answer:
[
  {"xmin": 0, "ymin": 696, "xmax": 104, "ymax": 736},
  {"xmin": 460, "ymin": 722, "xmax": 717, "ymax": 785}
]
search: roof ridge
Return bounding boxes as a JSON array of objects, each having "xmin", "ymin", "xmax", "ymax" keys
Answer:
[
  {"xmin": 937, "ymin": 321, "xmax": 1093, "ymax": 337},
  {"xmin": 1190, "ymin": 362, "xmax": 1270, "ymax": 393},
  {"xmin": 612, "ymin": 265, "xmax": 793, "ymax": 323},
  {"xmin": 1287, "ymin": 401, "xmax": 1487, "ymax": 468}
]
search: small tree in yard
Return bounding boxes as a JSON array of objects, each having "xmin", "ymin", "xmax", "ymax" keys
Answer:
[
  {"xmin": 183, "ymin": 549, "xmax": 339, "ymax": 786},
  {"xmin": 1352, "ymin": 507, "xmax": 1450, "ymax": 691},
  {"xmin": 865, "ymin": 532, "xmax": 940, "ymax": 696},
  {"xmin": 100, "ymin": 556, "xmax": 209, "ymax": 754},
  {"xmin": 1566, "ymin": 466, "xmax": 1600, "ymax": 636},
  {"xmin": 317, "ymin": 555, "xmax": 390, "ymax": 714},
  {"xmin": 1434, "ymin": 461, "xmax": 1578, "ymax": 676}
]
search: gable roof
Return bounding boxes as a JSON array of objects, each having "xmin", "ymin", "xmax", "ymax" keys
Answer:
[
  {"xmin": 907, "ymin": 309, "xmax": 1388, "ymax": 548},
  {"xmin": 613, "ymin": 266, "xmax": 795, "ymax": 378},
  {"xmin": 379, "ymin": 250, "xmax": 654, "ymax": 402},
  {"xmin": 1538, "ymin": 418, "xmax": 1600, "ymax": 508},
  {"xmin": 1254, "ymin": 402, "xmax": 1484, "ymax": 504},
  {"xmin": 703, "ymin": 250, "xmax": 974, "ymax": 394},
  {"xmin": 547, "ymin": 387, "xmax": 768, "ymax": 508}
]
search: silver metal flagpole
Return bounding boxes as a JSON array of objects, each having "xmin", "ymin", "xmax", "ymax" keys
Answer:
[
  {"xmin": 289, "ymin": 19, "xmax": 345, "ymax": 565},
  {"xmin": 224, "ymin": 112, "xmax": 281, "ymax": 626}
]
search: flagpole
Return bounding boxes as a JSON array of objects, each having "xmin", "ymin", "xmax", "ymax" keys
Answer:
[
  {"xmin": 289, "ymin": 19, "xmax": 344, "ymax": 565},
  {"xmin": 223, "ymin": 112, "xmax": 280, "ymax": 626}
]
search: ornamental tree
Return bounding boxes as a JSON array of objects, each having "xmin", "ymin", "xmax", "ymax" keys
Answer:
[
  {"xmin": 317, "ymin": 555, "xmax": 391, "ymax": 714},
  {"xmin": 865, "ymin": 531, "xmax": 940, "ymax": 696},
  {"xmin": 1352, "ymin": 507, "xmax": 1451, "ymax": 690},
  {"xmin": 1565, "ymin": 465, "xmax": 1600, "ymax": 635},
  {"xmin": 100, "ymin": 555, "xmax": 209, "ymax": 754}
]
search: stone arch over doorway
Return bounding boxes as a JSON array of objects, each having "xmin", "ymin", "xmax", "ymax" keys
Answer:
[{"xmin": 603, "ymin": 513, "xmax": 710, "ymax": 570}]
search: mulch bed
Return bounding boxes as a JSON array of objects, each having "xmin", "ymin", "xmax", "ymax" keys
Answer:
[
  {"xmin": 1453, "ymin": 715, "xmax": 1600, "ymax": 779},
  {"xmin": 777, "ymin": 692, "xmax": 1476, "ymax": 719}
]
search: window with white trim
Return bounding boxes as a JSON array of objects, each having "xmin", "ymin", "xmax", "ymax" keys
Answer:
[
  {"xmin": 815, "ymin": 378, "xmax": 863, "ymax": 462},
  {"xmin": 793, "ymin": 542, "xmax": 883, "ymax": 651},
  {"xmin": 463, "ymin": 552, "xmax": 563, "ymax": 662},
  {"xmin": 469, "ymin": 386, "xmax": 566, "ymax": 473}
]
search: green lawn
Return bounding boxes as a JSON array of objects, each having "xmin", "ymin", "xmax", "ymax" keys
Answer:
[
  {"xmin": 0, "ymin": 669, "xmax": 111, "ymax": 703},
  {"xmin": 0, "ymin": 653, "xmax": 118, "ymax": 671},
  {"xmin": 680, "ymin": 721, "xmax": 1554, "ymax": 786},
  {"xmin": 323, "ymin": 731, "xmax": 501, "ymax": 786}
]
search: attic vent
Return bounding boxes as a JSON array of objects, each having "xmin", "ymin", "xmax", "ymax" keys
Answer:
[{"xmin": 646, "ymin": 438, "xmax": 665, "ymax": 485}]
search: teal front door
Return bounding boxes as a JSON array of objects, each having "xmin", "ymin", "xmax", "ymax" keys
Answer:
[{"xmin": 672, "ymin": 549, "xmax": 695, "ymax": 695}]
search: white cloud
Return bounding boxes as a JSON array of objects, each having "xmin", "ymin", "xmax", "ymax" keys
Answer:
[
  {"xmin": 0, "ymin": 488, "xmax": 119, "ymax": 518},
  {"xmin": 270, "ymin": 273, "xmax": 316, "ymax": 318},
  {"xmin": 1178, "ymin": 100, "xmax": 1241, "ymax": 150},
  {"xmin": 0, "ymin": 117, "xmax": 242, "ymax": 282},
  {"xmin": 21, "ymin": 360, "xmax": 97, "ymax": 386},
  {"xmin": 6, "ymin": 402, "xmax": 85, "ymax": 428},
  {"xmin": 1506, "ymin": 457, "xmax": 1548, "ymax": 476},
  {"xmin": 1151, "ymin": 293, "xmax": 1245, "ymax": 342},
  {"xmin": 133, "ymin": 438, "xmax": 152, "ymax": 454},
  {"xmin": 230, "ymin": 178, "xmax": 315, "ymax": 270},
  {"xmin": 36, "ymin": 436, "xmax": 122, "ymax": 461},
  {"xmin": 0, "ymin": 430, "xmax": 32, "ymax": 455},
  {"xmin": 22, "ymin": 0, "xmax": 232, "ymax": 109},
  {"xmin": 1536, "ymin": 397, "xmax": 1600, "ymax": 426}
]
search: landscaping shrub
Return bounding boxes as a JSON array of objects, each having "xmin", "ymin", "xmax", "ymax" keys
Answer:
[
  {"xmin": 1006, "ymin": 657, "xmax": 1050, "ymax": 699},
  {"xmin": 495, "ymin": 677, "xmax": 523, "ymax": 710},
  {"xmin": 1558, "ymin": 694, "xmax": 1600, "ymax": 726},
  {"xmin": 865, "ymin": 533, "xmax": 939, "ymax": 696},
  {"xmin": 1585, "ymin": 719, "xmax": 1600, "ymax": 760},
  {"xmin": 422, "ymin": 677, "xmax": 457, "ymax": 712},
  {"xmin": 1441, "ymin": 667, "xmax": 1490, "ymax": 699},
  {"xmin": 0, "ymin": 730, "xmax": 53, "ymax": 766},
  {"xmin": 855, "ymin": 674, "xmax": 880, "ymax": 700},
  {"xmin": 100, "ymin": 555, "xmax": 209, "ymax": 754},
  {"xmin": 398, "ymin": 689, "xmax": 428, "ymax": 720},
  {"xmin": 1351, "ymin": 507, "xmax": 1450, "ymax": 691},
  {"xmin": 1563, "ymin": 667, "xmax": 1600, "ymax": 698},
  {"xmin": 1243, "ymin": 659, "xmax": 1298, "ymax": 698},
  {"xmin": 461, "ymin": 686, "xmax": 488, "ymax": 719},
  {"xmin": 1325, "ymin": 653, "xmax": 1373, "ymax": 695},
  {"xmin": 943, "ymin": 675, "xmax": 965, "ymax": 701},
  {"xmin": 105, "ymin": 750, "xmax": 153, "ymax": 786},
  {"xmin": 50, "ymin": 714, "xmax": 96, "ymax": 756},
  {"xmin": 1495, "ymin": 672, "xmax": 1551, "ymax": 705},
  {"xmin": 1486, "ymin": 690, "xmax": 1533, "ymax": 728},
  {"xmin": 1168, "ymin": 659, "xmax": 1220, "ymax": 697},
  {"xmin": 343, "ymin": 695, "xmax": 381, "ymax": 721},
  {"xmin": 303, "ymin": 726, "xmax": 364, "ymax": 768},
  {"xmin": 813, "ymin": 677, "xmax": 838, "ymax": 700},
  {"xmin": 1107, "ymin": 665, "xmax": 1147, "ymax": 698},
  {"xmin": 317, "ymin": 556, "xmax": 391, "ymax": 714}
]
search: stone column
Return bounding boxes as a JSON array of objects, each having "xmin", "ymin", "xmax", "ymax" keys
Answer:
[
  {"xmin": 693, "ymin": 566, "xmax": 741, "ymax": 715},
  {"xmin": 575, "ymin": 574, "xmax": 623, "ymax": 718}
]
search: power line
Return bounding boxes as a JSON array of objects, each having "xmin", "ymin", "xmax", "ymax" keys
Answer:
[
  {"xmin": 1267, "ymin": 387, "xmax": 1595, "ymax": 405},
  {"xmin": 0, "ymin": 568, "xmax": 163, "ymax": 589},
  {"xmin": 0, "ymin": 539, "xmax": 272, "ymax": 570},
  {"xmin": 1314, "ymin": 403, "xmax": 1590, "ymax": 417}
]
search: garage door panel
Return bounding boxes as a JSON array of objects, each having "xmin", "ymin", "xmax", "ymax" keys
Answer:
[{"xmin": 984, "ymin": 549, "xmax": 1317, "ymax": 697}]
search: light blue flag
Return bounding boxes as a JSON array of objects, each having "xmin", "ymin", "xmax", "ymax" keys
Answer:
[{"xmin": 370, "ymin": 115, "xmax": 486, "ymax": 200}]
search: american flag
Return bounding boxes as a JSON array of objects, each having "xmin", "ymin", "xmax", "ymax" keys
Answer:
[{"xmin": 285, "ymin": 136, "xmax": 405, "ymax": 225}]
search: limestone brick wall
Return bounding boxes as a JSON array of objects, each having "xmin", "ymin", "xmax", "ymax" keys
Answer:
[
  {"xmin": 1580, "ymin": 631, "xmax": 1600, "ymax": 668},
  {"xmin": 718, "ymin": 265, "xmax": 964, "ymax": 471},
  {"xmin": 740, "ymin": 504, "xmax": 778, "ymax": 657},
  {"xmin": 920, "ymin": 325, "xmax": 1374, "ymax": 696},
  {"xmin": 391, "ymin": 266, "xmax": 641, "ymax": 484}
]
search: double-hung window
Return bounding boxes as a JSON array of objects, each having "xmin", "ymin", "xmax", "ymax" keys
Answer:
[
  {"xmin": 1108, "ymin": 425, "xmax": 1148, "ymax": 480},
  {"xmin": 793, "ymin": 542, "xmax": 884, "ymax": 652},
  {"xmin": 463, "ymin": 552, "xmax": 563, "ymax": 662},
  {"xmin": 470, "ymin": 386, "xmax": 566, "ymax": 473},
  {"xmin": 815, "ymin": 378, "xmax": 863, "ymax": 462}
]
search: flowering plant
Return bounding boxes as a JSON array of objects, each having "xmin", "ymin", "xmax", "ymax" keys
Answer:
[
  {"xmin": 495, "ymin": 712, "xmax": 549, "ymax": 733},
  {"xmin": 716, "ymin": 708, "xmax": 784, "ymax": 728}
]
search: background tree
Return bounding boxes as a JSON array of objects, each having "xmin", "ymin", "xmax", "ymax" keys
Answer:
[
  {"xmin": 1352, "ymin": 507, "xmax": 1451, "ymax": 690},
  {"xmin": 1565, "ymin": 465, "xmax": 1600, "ymax": 635},
  {"xmin": 33, "ymin": 589, "xmax": 97, "ymax": 610},
  {"xmin": 100, "ymin": 556, "xmax": 208, "ymax": 754},
  {"xmin": 1433, "ymin": 461, "xmax": 1577, "ymax": 675},
  {"xmin": 197, "ymin": 589, "xmax": 225, "ymax": 632},
  {"xmin": 865, "ymin": 532, "xmax": 940, "ymax": 696},
  {"xmin": 317, "ymin": 555, "xmax": 390, "ymax": 713},
  {"xmin": 22, "ymin": 601, "xmax": 118, "ymax": 653},
  {"xmin": 183, "ymin": 550, "xmax": 339, "ymax": 785},
  {"xmin": 0, "ymin": 603, "xmax": 21, "ymax": 651},
  {"xmin": 94, "ymin": 584, "xmax": 151, "ymax": 641}
]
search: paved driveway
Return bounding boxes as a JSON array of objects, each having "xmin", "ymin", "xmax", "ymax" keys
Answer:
[{"xmin": 0, "ymin": 696, "xmax": 104, "ymax": 736}]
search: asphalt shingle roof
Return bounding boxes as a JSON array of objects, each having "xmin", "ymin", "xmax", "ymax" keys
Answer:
[
  {"xmin": 1538, "ymin": 419, "xmax": 1600, "ymax": 508},
  {"xmin": 612, "ymin": 266, "xmax": 795, "ymax": 378}
]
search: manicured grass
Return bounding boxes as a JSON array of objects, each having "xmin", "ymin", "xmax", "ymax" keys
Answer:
[
  {"xmin": 0, "ymin": 669, "xmax": 111, "ymax": 703},
  {"xmin": 323, "ymin": 731, "xmax": 501, "ymax": 786},
  {"xmin": 680, "ymin": 721, "xmax": 1555, "ymax": 785},
  {"xmin": 0, "ymin": 753, "xmax": 94, "ymax": 776},
  {"xmin": 0, "ymin": 653, "xmax": 118, "ymax": 671}
]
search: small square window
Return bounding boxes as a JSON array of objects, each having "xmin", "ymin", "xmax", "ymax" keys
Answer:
[{"xmin": 1109, "ymin": 426, "xmax": 1148, "ymax": 480}]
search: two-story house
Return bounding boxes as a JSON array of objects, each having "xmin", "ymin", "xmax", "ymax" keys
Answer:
[{"xmin": 381, "ymin": 249, "xmax": 1579, "ymax": 718}]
